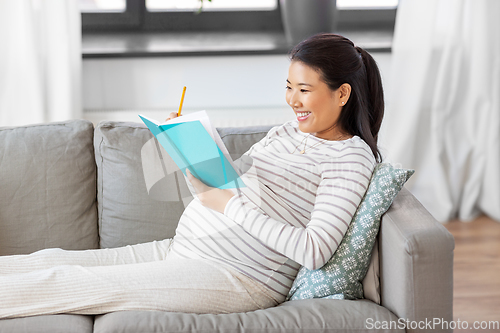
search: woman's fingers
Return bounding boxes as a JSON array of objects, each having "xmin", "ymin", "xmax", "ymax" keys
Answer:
[
  {"xmin": 164, "ymin": 112, "xmax": 180, "ymax": 122},
  {"xmin": 186, "ymin": 169, "xmax": 207, "ymax": 194},
  {"xmin": 186, "ymin": 169, "xmax": 234, "ymax": 214}
]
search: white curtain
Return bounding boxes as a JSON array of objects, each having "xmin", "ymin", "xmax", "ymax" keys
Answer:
[
  {"xmin": 0, "ymin": 0, "xmax": 81, "ymax": 127},
  {"xmin": 380, "ymin": 0, "xmax": 500, "ymax": 223}
]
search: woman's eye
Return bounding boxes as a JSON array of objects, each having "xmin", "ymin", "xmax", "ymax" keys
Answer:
[
  {"xmin": 286, "ymin": 86, "xmax": 292, "ymax": 90},
  {"xmin": 300, "ymin": 89, "xmax": 309, "ymax": 93}
]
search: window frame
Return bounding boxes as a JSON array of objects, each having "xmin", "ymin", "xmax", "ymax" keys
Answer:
[{"xmin": 81, "ymin": 0, "xmax": 396, "ymax": 32}]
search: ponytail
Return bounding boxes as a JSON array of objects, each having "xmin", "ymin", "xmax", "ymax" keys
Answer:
[
  {"xmin": 290, "ymin": 33, "xmax": 384, "ymax": 162},
  {"xmin": 354, "ymin": 46, "xmax": 384, "ymax": 162}
]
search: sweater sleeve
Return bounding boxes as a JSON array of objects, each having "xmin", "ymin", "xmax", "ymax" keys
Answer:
[{"xmin": 224, "ymin": 153, "xmax": 374, "ymax": 270}]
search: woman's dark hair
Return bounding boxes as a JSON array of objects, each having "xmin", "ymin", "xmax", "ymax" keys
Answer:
[{"xmin": 290, "ymin": 33, "xmax": 384, "ymax": 162}]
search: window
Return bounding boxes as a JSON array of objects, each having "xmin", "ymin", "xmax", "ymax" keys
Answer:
[
  {"xmin": 336, "ymin": 0, "xmax": 398, "ymax": 30},
  {"xmin": 146, "ymin": 0, "xmax": 277, "ymax": 12},
  {"xmin": 81, "ymin": 0, "xmax": 397, "ymax": 32},
  {"xmin": 79, "ymin": 0, "xmax": 126, "ymax": 12},
  {"xmin": 337, "ymin": 0, "xmax": 398, "ymax": 9}
]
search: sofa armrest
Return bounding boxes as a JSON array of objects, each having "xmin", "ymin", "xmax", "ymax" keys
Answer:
[{"xmin": 379, "ymin": 187, "xmax": 455, "ymax": 332}]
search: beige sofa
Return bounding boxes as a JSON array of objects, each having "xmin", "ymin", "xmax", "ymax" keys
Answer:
[{"xmin": 0, "ymin": 119, "xmax": 454, "ymax": 333}]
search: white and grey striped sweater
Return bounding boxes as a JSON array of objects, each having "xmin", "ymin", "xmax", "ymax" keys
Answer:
[{"xmin": 169, "ymin": 121, "xmax": 376, "ymax": 302}]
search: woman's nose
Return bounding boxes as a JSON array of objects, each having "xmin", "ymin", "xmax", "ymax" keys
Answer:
[{"xmin": 288, "ymin": 92, "xmax": 302, "ymax": 109}]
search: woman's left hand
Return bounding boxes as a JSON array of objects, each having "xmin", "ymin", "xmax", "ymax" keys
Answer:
[{"xmin": 186, "ymin": 169, "xmax": 235, "ymax": 214}]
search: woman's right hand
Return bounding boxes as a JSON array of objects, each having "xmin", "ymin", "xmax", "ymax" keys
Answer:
[{"xmin": 165, "ymin": 112, "xmax": 180, "ymax": 122}]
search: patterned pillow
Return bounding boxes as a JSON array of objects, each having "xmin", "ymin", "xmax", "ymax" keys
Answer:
[{"xmin": 286, "ymin": 163, "xmax": 414, "ymax": 301}]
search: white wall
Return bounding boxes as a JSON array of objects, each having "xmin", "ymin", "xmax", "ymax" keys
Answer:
[{"xmin": 83, "ymin": 53, "xmax": 392, "ymax": 127}]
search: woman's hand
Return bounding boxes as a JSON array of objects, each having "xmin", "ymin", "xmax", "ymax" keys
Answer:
[
  {"xmin": 165, "ymin": 112, "xmax": 180, "ymax": 122},
  {"xmin": 186, "ymin": 169, "xmax": 234, "ymax": 214}
]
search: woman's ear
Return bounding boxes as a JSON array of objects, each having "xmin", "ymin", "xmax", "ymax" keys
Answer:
[{"xmin": 339, "ymin": 83, "xmax": 352, "ymax": 106}]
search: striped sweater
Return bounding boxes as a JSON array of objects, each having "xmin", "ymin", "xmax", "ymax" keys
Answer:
[{"xmin": 169, "ymin": 121, "xmax": 376, "ymax": 302}]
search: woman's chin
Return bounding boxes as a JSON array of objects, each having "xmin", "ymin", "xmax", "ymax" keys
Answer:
[
  {"xmin": 297, "ymin": 123, "xmax": 308, "ymax": 134},
  {"xmin": 297, "ymin": 122, "xmax": 313, "ymax": 134}
]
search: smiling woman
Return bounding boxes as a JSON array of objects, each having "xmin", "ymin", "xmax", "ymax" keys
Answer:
[
  {"xmin": 0, "ymin": 33, "xmax": 385, "ymax": 319},
  {"xmin": 287, "ymin": 33, "xmax": 384, "ymax": 162},
  {"xmin": 286, "ymin": 61, "xmax": 352, "ymax": 141}
]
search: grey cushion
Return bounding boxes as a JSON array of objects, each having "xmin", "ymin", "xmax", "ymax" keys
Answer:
[
  {"xmin": 93, "ymin": 299, "xmax": 403, "ymax": 333},
  {"xmin": 94, "ymin": 121, "xmax": 186, "ymax": 248},
  {"xmin": 0, "ymin": 314, "xmax": 93, "ymax": 333},
  {"xmin": 0, "ymin": 120, "xmax": 98, "ymax": 255}
]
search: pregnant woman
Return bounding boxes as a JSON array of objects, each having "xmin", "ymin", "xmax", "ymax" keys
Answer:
[{"xmin": 0, "ymin": 33, "xmax": 383, "ymax": 318}]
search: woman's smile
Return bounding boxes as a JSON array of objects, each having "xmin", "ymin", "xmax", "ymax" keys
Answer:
[{"xmin": 296, "ymin": 111, "xmax": 312, "ymax": 121}]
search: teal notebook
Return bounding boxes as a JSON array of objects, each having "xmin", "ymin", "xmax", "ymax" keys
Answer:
[{"xmin": 139, "ymin": 112, "xmax": 245, "ymax": 189}]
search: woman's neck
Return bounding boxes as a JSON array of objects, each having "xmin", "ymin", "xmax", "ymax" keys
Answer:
[{"xmin": 312, "ymin": 123, "xmax": 352, "ymax": 141}]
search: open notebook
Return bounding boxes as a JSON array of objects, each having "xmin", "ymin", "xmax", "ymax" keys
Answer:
[{"xmin": 139, "ymin": 111, "xmax": 245, "ymax": 190}]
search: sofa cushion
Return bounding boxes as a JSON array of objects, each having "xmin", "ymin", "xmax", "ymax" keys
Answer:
[
  {"xmin": 0, "ymin": 314, "xmax": 93, "ymax": 333},
  {"xmin": 287, "ymin": 163, "xmax": 414, "ymax": 302},
  {"xmin": 94, "ymin": 121, "xmax": 186, "ymax": 248},
  {"xmin": 93, "ymin": 299, "xmax": 403, "ymax": 333},
  {"xmin": 0, "ymin": 120, "xmax": 98, "ymax": 255}
]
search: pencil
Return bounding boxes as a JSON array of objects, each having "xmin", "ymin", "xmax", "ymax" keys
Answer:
[{"xmin": 177, "ymin": 86, "xmax": 186, "ymax": 116}]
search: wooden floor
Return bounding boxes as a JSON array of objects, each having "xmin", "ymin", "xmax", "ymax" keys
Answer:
[{"xmin": 443, "ymin": 215, "xmax": 500, "ymax": 332}]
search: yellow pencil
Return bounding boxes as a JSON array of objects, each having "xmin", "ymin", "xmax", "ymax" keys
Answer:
[{"xmin": 177, "ymin": 86, "xmax": 186, "ymax": 116}]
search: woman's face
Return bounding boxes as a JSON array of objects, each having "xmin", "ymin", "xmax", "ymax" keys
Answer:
[{"xmin": 286, "ymin": 61, "xmax": 349, "ymax": 140}]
